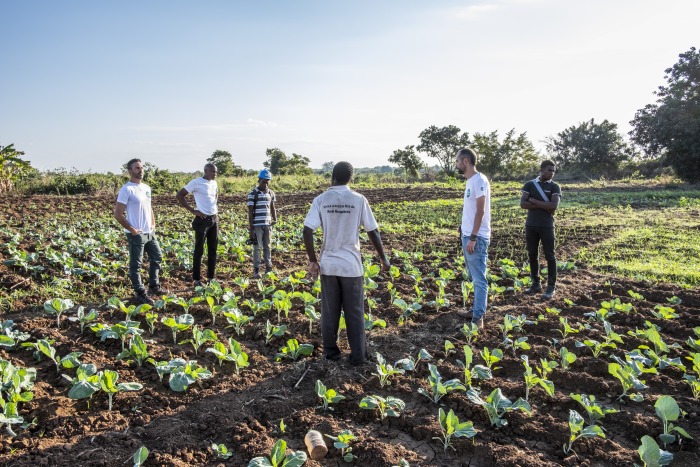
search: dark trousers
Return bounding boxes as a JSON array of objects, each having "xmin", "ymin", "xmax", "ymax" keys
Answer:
[
  {"xmin": 192, "ymin": 216, "xmax": 219, "ymax": 281},
  {"xmin": 320, "ymin": 275, "xmax": 367, "ymax": 364},
  {"xmin": 126, "ymin": 233, "xmax": 162, "ymax": 293},
  {"xmin": 526, "ymin": 226, "xmax": 556, "ymax": 286}
]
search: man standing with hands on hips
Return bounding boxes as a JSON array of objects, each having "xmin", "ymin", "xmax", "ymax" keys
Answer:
[
  {"xmin": 176, "ymin": 162, "xmax": 219, "ymax": 287},
  {"xmin": 455, "ymin": 148, "xmax": 491, "ymax": 329},
  {"xmin": 113, "ymin": 158, "xmax": 166, "ymax": 306},
  {"xmin": 303, "ymin": 161, "xmax": 390, "ymax": 366}
]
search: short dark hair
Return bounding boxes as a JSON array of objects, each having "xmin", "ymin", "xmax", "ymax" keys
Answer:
[
  {"xmin": 204, "ymin": 162, "xmax": 216, "ymax": 171},
  {"xmin": 332, "ymin": 161, "xmax": 354, "ymax": 185},
  {"xmin": 541, "ymin": 160, "xmax": 556, "ymax": 170},
  {"xmin": 456, "ymin": 148, "xmax": 477, "ymax": 166},
  {"xmin": 126, "ymin": 158, "xmax": 141, "ymax": 170}
]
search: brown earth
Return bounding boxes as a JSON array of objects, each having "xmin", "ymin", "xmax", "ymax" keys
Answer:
[{"xmin": 0, "ymin": 189, "xmax": 699, "ymax": 467}]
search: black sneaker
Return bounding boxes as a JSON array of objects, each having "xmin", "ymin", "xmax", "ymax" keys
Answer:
[
  {"xmin": 134, "ymin": 291, "xmax": 155, "ymax": 306},
  {"xmin": 543, "ymin": 285, "xmax": 556, "ymax": 300},
  {"xmin": 252, "ymin": 269, "xmax": 261, "ymax": 279},
  {"xmin": 193, "ymin": 280, "xmax": 203, "ymax": 288},
  {"xmin": 148, "ymin": 284, "xmax": 169, "ymax": 296},
  {"xmin": 524, "ymin": 283, "xmax": 542, "ymax": 294}
]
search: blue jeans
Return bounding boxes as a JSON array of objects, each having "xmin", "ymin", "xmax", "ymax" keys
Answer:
[
  {"xmin": 126, "ymin": 233, "xmax": 163, "ymax": 293},
  {"xmin": 461, "ymin": 235, "xmax": 489, "ymax": 320}
]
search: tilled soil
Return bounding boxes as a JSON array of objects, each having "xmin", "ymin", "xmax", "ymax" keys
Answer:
[{"xmin": 0, "ymin": 190, "xmax": 699, "ymax": 467}]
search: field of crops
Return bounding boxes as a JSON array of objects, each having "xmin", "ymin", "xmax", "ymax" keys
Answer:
[{"xmin": 1, "ymin": 180, "xmax": 699, "ymax": 466}]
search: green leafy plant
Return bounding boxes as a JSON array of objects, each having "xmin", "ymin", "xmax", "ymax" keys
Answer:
[
  {"xmin": 21, "ymin": 339, "xmax": 82, "ymax": 373},
  {"xmin": 521, "ymin": 355, "xmax": 554, "ymax": 401},
  {"xmin": 570, "ymin": 393, "xmax": 618, "ymax": 426},
  {"xmin": 179, "ymin": 325, "xmax": 218, "ymax": 355},
  {"xmin": 0, "ymin": 320, "xmax": 30, "ymax": 349},
  {"xmin": 480, "ymin": 347, "xmax": 503, "ymax": 371},
  {"xmin": 466, "ymin": 387, "xmax": 531, "ymax": 428},
  {"xmin": 418, "ymin": 363, "xmax": 466, "ymax": 404},
  {"xmin": 637, "ymin": 435, "xmax": 673, "ymax": 467},
  {"xmin": 68, "ymin": 306, "xmax": 99, "ymax": 334},
  {"xmin": 315, "ymin": 379, "xmax": 345, "ymax": 411},
  {"xmin": 682, "ymin": 352, "xmax": 700, "ymax": 399},
  {"xmin": 212, "ymin": 442, "xmax": 233, "ymax": 460},
  {"xmin": 456, "ymin": 345, "xmax": 492, "ymax": 388},
  {"xmin": 276, "ymin": 339, "xmax": 314, "ymax": 362},
  {"xmin": 132, "ymin": 446, "xmax": 149, "ymax": 467},
  {"xmin": 559, "ymin": 346, "xmax": 577, "ymax": 370},
  {"xmin": 91, "ymin": 320, "xmax": 144, "ymax": 350},
  {"xmin": 116, "ymin": 334, "xmax": 152, "ymax": 367},
  {"xmin": 651, "ymin": 305, "xmax": 678, "ymax": 320},
  {"xmin": 99, "ymin": 369, "xmax": 143, "ymax": 411},
  {"xmin": 265, "ymin": 320, "xmax": 287, "ymax": 345},
  {"xmin": 359, "ymin": 394, "xmax": 405, "ymax": 420},
  {"xmin": 248, "ymin": 438, "xmax": 307, "ymax": 467},
  {"xmin": 43, "ymin": 298, "xmax": 74, "ymax": 328},
  {"xmin": 161, "ymin": 314, "xmax": 195, "ymax": 344},
  {"xmin": 562, "ymin": 409, "xmax": 605, "ymax": 455},
  {"xmin": 460, "ymin": 322, "xmax": 479, "ymax": 345},
  {"xmin": 654, "ymin": 395, "xmax": 692, "ymax": 448},
  {"xmin": 155, "ymin": 358, "xmax": 213, "ymax": 392},
  {"xmin": 608, "ymin": 361, "xmax": 648, "ymax": 401},
  {"xmin": 325, "ymin": 429, "xmax": 357, "ymax": 463},
  {"xmin": 373, "ymin": 353, "xmax": 405, "ymax": 387},
  {"xmin": 395, "ymin": 348, "xmax": 432, "ymax": 372},
  {"xmin": 433, "ymin": 407, "xmax": 478, "ymax": 452},
  {"xmin": 393, "ymin": 298, "xmax": 422, "ymax": 325}
]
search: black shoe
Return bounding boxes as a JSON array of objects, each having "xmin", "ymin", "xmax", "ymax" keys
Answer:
[
  {"xmin": 134, "ymin": 291, "xmax": 155, "ymax": 306},
  {"xmin": 456, "ymin": 309, "xmax": 474, "ymax": 319},
  {"xmin": 148, "ymin": 284, "xmax": 169, "ymax": 296},
  {"xmin": 524, "ymin": 283, "xmax": 542, "ymax": 294},
  {"xmin": 324, "ymin": 354, "xmax": 342, "ymax": 362},
  {"xmin": 253, "ymin": 269, "xmax": 261, "ymax": 279},
  {"xmin": 193, "ymin": 280, "xmax": 203, "ymax": 288},
  {"xmin": 265, "ymin": 266, "xmax": 273, "ymax": 274},
  {"xmin": 543, "ymin": 285, "xmax": 556, "ymax": 300}
]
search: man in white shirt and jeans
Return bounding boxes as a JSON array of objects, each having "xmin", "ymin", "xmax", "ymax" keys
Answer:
[
  {"xmin": 113, "ymin": 158, "xmax": 166, "ymax": 305},
  {"xmin": 303, "ymin": 161, "xmax": 390, "ymax": 365},
  {"xmin": 176, "ymin": 163, "xmax": 219, "ymax": 287},
  {"xmin": 455, "ymin": 148, "xmax": 491, "ymax": 329}
]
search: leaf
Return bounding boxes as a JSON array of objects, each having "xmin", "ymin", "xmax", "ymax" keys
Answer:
[
  {"xmin": 270, "ymin": 439, "xmax": 286, "ymax": 466},
  {"xmin": 68, "ymin": 380, "xmax": 100, "ymax": 400},
  {"xmin": 133, "ymin": 446, "xmax": 149, "ymax": 467},
  {"xmin": 654, "ymin": 395, "xmax": 680, "ymax": 422}
]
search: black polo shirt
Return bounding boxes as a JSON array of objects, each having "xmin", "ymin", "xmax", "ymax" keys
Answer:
[{"xmin": 522, "ymin": 179, "xmax": 561, "ymax": 228}]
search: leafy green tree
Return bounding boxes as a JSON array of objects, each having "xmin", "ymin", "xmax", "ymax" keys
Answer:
[
  {"xmin": 389, "ymin": 145, "xmax": 423, "ymax": 177},
  {"xmin": 264, "ymin": 148, "xmax": 312, "ymax": 175},
  {"xmin": 630, "ymin": 47, "xmax": 700, "ymax": 182},
  {"xmin": 417, "ymin": 125, "xmax": 471, "ymax": 173},
  {"xmin": 0, "ymin": 144, "xmax": 34, "ymax": 194},
  {"xmin": 321, "ymin": 161, "xmax": 335, "ymax": 174},
  {"xmin": 207, "ymin": 150, "xmax": 244, "ymax": 176},
  {"xmin": 472, "ymin": 129, "xmax": 540, "ymax": 179},
  {"xmin": 545, "ymin": 119, "xmax": 636, "ymax": 177}
]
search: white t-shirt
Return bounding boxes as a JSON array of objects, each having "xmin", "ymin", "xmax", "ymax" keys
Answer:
[
  {"xmin": 303, "ymin": 185, "xmax": 379, "ymax": 277},
  {"xmin": 116, "ymin": 182, "xmax": 154, "ymax": 234},
  {"xmin": 460, "ymin": 172, "xmax": 491, "ymax": 240},
  {"xmin": 183, "ymin": 177, "xmax": 218, "ymax": 216}
]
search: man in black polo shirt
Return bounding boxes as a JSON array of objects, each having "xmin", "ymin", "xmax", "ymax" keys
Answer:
[{"xmin": 520, "ymin": 160, "xmax": 561, "ymax": 299}]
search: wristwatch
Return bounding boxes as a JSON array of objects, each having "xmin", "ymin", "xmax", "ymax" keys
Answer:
[{"xmin": 469, "ymin": 234, "xmax": 477, "ymax": 241}]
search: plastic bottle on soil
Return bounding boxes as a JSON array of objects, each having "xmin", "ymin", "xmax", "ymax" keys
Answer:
[{"xmin": 304, "ymin": 430, "xmax": 328, "ymax": 460}]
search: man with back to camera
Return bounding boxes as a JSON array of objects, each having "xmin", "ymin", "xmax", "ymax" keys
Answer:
[
  {"xmin": 303, "ymin": 161, "xmax": 390, "ymax": 365},
  {"xmin": 113, "ymin": 158, "xmax": 166, "ymax": 306},
  {"xmin": 520, "ymin": 160, "xmax": 561, "ymax": 299},
  {"xmin": 176, "ymin": 162, "xmax": 219, "ymax": 287},
  {"xmin": 247, "ymin": 168, "xmax": 277, "ymax": 279},
  {"xmin": 455, "ymin": 148, "xmax": 491, "ymax": 329}
]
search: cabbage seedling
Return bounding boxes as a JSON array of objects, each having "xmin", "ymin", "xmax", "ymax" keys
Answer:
[
  {"xmin": 562, "ymin": 409, "xmax": 605, "ymax": 455},
  {"xmin": 248, "ymin": 438, "xmax": 307, "ymax": 467},
  {"xmin": 456, "ymin": 345, "xmax": 492, "ymax": 388},
  {"xmin": 433, "ymin": 407, "xmax": 478, "ymax": 452},
  {"xmin": 396, "ymin": 348, "xmax": 432, "ymax": 372},
  {"xmin": 67, "ymin": 306, "xmax": 99, "ymax": 334},
  {"xmin": 223, "ymin": 308, "xmax": 252, "ymax": 336},
  {"xmin": 637, "ymin": 435, "xmax": 673, "ymax": 466},
  {"xmin": 0, "ymin": 320, "xmax": 30, "ymax": 349},
  {"xmin": 325, "ymin": 429, "xmax": 357, "ymax": 463},
  {"xmin": 373, "ymin": 352, "xmax": 404, "ymax": 387},
  {"xmin": 480, "ymin": 347, "xmax": 503, "ymax": 371},
  {"xmin": 161, "ymin": 314, "xmax": 194, "ymax": 344},
  {"xmin": 116, "ymin": 334, "xmax": 152, "ymax": 367},
  {"xmin": 265, "ymin": 320, "xmax": 287, "ymax": 345},
  {"xmin": 418, "ymin": 364, "xmax": 466, "ymax": 404},
  {"xmin": 43, "ymin": 298, "xmax": 74, "ymax": 328},
  {"xmin": 359, "ymin": 394, "xmax": 405, "ymax": 420},
  {"xmin": 315, "ymin": 379, "xmax": 345, "ymax": 411},
  {"xmin": 466, "ymin": 387, "xmax": 531, "ymax": 428},
  {"xmin": 559, "ymin": 347, "xmax": 577, "ymax": 370},
  {"xmin": 608, "ymin": 361, "xmax": 647, "ymax": 401},
  {"xmin": 99, "ymin": 369, "xmax": 143, "ymax": 411},
  {"xmin": 276, "ymin": 339, "xmax": 313, "ymax": 362},
  {"xmin": 461, "ymin": 322, "xmax": 479, "ymax": 345},
  {"xmin": 132, "ymin": 446, "xmax": 149, "ymax": 466},
  {"xmin": 92, "ymin": 320, "xmax": 143, "ymax": 350},
  {"xmin": 569, "ymin": 393, "xmax": 618, "ymax": 426},
  {"xmin": 64, "ymin": 363, "xmax": 100, "ymax": 407},
  {"xmin": 683, "ymin": 352, "xmax": 700, "ymax": 399},
  {"xmin": 211, "ymin": 443, "xmax": 233, "ymax": 460},
  {"xmin": 687, "ymin": 327, "xmax": 700, "ymax": 352},
  {"xmin": 179, "ymin": 325, "xmax": 218, "ymax": 355},
  {"xmin": 144, "ymin": 311, "xmax": 159, "ymax": 334},
  {"xmin": 272, "ymin": 290, "xmax": 292, "ymax": 324},
  {"xmin": 654, "ymin": 395, "xmax": 692, "ymax": 447}
]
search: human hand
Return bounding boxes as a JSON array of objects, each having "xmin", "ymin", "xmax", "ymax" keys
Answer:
[
  {"xmin": 193, "ymin": 210, "xmax": 206, "ymax": 219},
  {"xmin": 307, "ymin": 261, "xmax": 320, "ymax": 280},
  {"xmin": 466, "ymin": 239, "xmax": 476, "ymax": 254}
]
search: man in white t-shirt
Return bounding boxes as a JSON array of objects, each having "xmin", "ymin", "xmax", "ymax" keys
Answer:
[
  {"xmin": 176, "ymin": 163, "xmax": 219, "ymax": 287},
  {"xmin": 113, "ymin": 158, "xmax": 165, "ymax": 305},
  {"xmin": 303, "ymin": 161, "xmax": 390, "ymax": 366},
  {"xmin": 455, "ymin": 148, "xmax": 491, "ymax": 329}
]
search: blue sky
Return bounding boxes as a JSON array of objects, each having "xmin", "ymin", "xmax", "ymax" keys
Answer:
[{"xmin": 1, "ymin": 0, "xmax": 698, "ymax": 172}]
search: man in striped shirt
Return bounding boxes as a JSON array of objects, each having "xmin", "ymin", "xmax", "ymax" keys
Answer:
[{"xmin": 247, "ymin": 169, "xmax": 277, "ymax": 278}]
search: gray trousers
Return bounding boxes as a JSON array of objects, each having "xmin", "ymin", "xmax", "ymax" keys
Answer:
[
  {"xmin": 253, "ymin": 225, "xmax": 272, "ymax": 270},
  {"xmin": 320, "ymin": 275, "xmax": 366, "ymax": 364}
]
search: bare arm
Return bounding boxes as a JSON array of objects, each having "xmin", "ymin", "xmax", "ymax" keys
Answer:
[
  {"xmin": 176, "ymin": 188, "xmax": 205, "ymax": 218},
  {"xmin": 303, "ymin": 226, "xmax": 320, "ymax": 279},
  {"xmin": 270, "ymin": 198, "xmax": 277, "ymax": 224},
  {"xmin": 113, "ymin": 201, "xmax": 140, "ymax": 235},
  {"xmin": 367, "ymin": 229, "xmax": 390, "ymax": 270}
]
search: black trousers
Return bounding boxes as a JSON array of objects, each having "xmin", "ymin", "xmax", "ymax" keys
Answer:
[
  {"xmin": 320, "ymin": 275, "xmax": 367, "ymax": 364},
  {"xmin": 192, "ymin": 216, "xmax": 219, "ymax": 281},
  {"xmin": 525, "ymin": 226, "xmax": 556, "ymax": 286}
]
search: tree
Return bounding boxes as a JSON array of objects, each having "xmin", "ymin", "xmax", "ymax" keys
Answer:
[
  {"xmin": 207, "ymin": 150, "xmax": 244, "ymax": 176},
  {"xmin": 321, "ymin": 161, "xmax": 335, "ymax": 174},
  {"xmin": 416, "ymin": 125, "xmax": 471, "ymax": 173},
  {"xmin": 0, "ymin": 144, "xmax": 34, "ymax": 194},
  {"xmin": 388, "ymin": 145, "xmax": 423, "ymax": 177},
  {"xmin": 472, "ymin": 129, "xmax": 540, "ymax": 179},
  {"xmin": 545, "ymin": 119, "xmax": 636, "ymax": 177},
  {"xmin": 630, "ymin": 47, "xmax": 700, "ymax": 182},
  {"xmin": 264, "ymin": 148, "xmax": 312, "ymax": 175}
]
